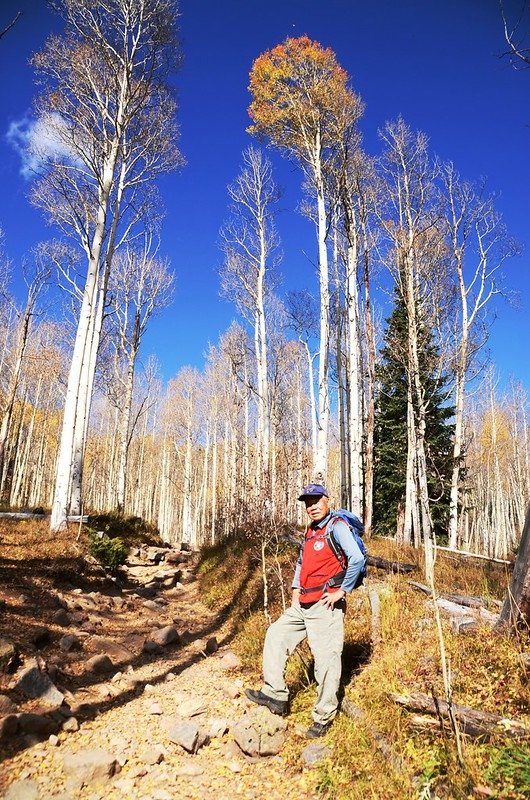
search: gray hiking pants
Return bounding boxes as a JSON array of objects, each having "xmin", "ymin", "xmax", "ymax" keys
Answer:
[{"xmin": 261, "ymin": 602, "xmax": 345, "ymax": 724}]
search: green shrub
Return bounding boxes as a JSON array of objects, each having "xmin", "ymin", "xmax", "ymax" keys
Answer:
[
  {"xmin": 88, "ymin": 532, "xmax": 128, "ymax": 570},
  {"xmin": 485, "ymin": 744, "xmax": 530, "ymax": 799}
]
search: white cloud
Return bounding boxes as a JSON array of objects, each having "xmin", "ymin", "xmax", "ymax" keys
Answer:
[{"xmin": 6, "ymin": 113, "xmax": 79, "ymax": 179}]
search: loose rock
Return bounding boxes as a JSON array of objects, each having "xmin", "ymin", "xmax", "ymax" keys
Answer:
[
  {"xmin": 18, "ymin": 712, "xmax": 59, "ymax": 737},
  {"xmin": 53, "ymin": 609, "xmax": 72, "ymax": 627},
  {"xmin": 178, "ymin": 698, "xmax": 207, "ymax": 718},
  {"xmin": 0, "ymin": 714, "xmax": 19, "ymax": 739},
  {"xmin": 301, "ymin": 742, "xmax": 331, "ymax": 765},
  {"xmin": 218, "ymin": 651, "xmax": 242, "ymax": 669},
  {"xmin": 31, "ymin": 627, "xmax": 52, "ymax": 649},
  {"xmin": 16, "ymin": 665, "xmax": 64, "ymax": 706},
  {"xmin": 59, "ymin": 634, "xmax": 82, "ymax": 652},
  {"xmin": 4, "ymin": 779, "xmax": 40, "ymax": 799},
  {"xmin": 140, "ymin": 744, "xmax": 165, "ymax": 765},
  {"xmin": 176, "ymin": 763, "xmax": 205, "ymax": 776},
  {"xmin": 150, "ymin": 625, "xmax": 180, "ymax": 647},
  {"xmin": 85, "ymin": 654, "xmax": 113, "ymax": 674},
  {"xmin": 62, "ymin": 717, "xmax": 79, "ymax": 733},
  {"xmin": 62, "ymin": 748, "xmax": 120, "ymax": 788},
  {"xmin": 166, "ymin": 719, "xmax": 209, "ymax": 753},
  {"xmin": 0, "ymin": 638, "xmax": 19, "ymax": 673}
]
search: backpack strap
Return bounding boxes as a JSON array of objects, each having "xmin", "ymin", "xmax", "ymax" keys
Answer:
[{"xmin": 327, "ymin": 515, "xmax": 348, "ymax": 565}]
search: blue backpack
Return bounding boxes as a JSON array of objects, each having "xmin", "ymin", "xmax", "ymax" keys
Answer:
[{"xmin": 328, "ymin": 509, "xmax": 368, "ymax": 589}]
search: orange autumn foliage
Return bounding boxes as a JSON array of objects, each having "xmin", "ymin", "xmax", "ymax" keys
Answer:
[{"xmin": 248, "ymin": 35, "xmax": 360, "ymax": 165}]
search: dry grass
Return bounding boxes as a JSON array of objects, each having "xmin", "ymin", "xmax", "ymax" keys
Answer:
[{"xmin": 198, "ymin": 532, "xmax": 530, "ymax": 800}]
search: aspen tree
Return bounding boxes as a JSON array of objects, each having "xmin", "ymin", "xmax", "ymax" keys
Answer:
[
  {"xmin": 325, "ymin": 96, "xmax": 367, "ymax": 515},
  {"xmin": 28, "ymin": 0, "xmax": 182, "ymax": 530},
  {"xmin": 378, "ymin": 119, "xmax": 449, "ymax": 570},
  {"xmin": 442, "ymin": 165, "xmax": 514, "ymax": 549},
  {"xmin": 220, "ymin": 147, "xmax": 280, "ymax": 501},
  {"xmin": 248, "ymin": 35, "xmax": 361, "ymax": 481},
  {"xmin": 107, "ymin": 243, "xmax": 173, "ymax": 513}
]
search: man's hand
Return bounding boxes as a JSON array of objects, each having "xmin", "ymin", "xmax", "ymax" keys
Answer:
[
  {"xmin": 320, "ymin": 588, "xmax": 345, "ymax": 608},
  {"xmin": 291, "ymin": 588, "xmax": 301, "ymax": 607}
]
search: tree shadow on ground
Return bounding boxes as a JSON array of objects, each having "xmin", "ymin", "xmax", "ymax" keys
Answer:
[{"xmin": 0, "ymin": 563, "xmax": 257, "ymax": 764}]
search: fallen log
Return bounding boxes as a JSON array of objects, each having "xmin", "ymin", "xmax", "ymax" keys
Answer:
[
  {"xmin": 389, "ymin": 691, "xmax": 529, "ymax": 740},
  {"xmin": 0, "ymin": 512, "xmax": 88, "ymax": 522},
  {"xmin": 436, "ymin": 545, "xmax": 513, "ymax": 566},
  {"xmin": 409, "ymin": 581, "xmax": 493, "ymax": 608},
  {"xmin": 367, "ymin": 555, "xmax": 416, "ymax": 574}
]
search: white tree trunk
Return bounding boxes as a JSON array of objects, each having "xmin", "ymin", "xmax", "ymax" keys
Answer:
[
  {"xmin": 51, "ymin": 151, "xmax": 119, "ymax": 530},
  {"xmin": 314, "ymin": 164, "xmax": 330, "ymax": 481},
  {"xmin": 345, "ymin": 228, "xmax": 363, "ymax": 515}
]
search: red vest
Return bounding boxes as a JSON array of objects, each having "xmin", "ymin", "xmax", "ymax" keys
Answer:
[{"xmin": 299, "ymin": 518, "xmax": 343, "ymax": 603}]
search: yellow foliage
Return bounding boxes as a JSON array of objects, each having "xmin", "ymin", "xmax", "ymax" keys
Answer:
[
  {"xmin": 478, "ymin": 406, "xmax": 512, "ymax": 453},
  {"xmin": 248, "ymin": 35, "xmax": 362, "ymax": 160}
]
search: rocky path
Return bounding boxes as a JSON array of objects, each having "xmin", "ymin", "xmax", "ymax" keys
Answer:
[{"xmin": 0, "ymin": 547, "xmax": 322, "ymax": 800}]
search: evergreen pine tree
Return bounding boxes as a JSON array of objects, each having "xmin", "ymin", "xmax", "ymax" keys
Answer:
[{"xmin": 373, "ymin": 292, "xmax": 455, "ymax": 540}]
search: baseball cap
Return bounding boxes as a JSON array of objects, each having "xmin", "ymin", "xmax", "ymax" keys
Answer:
[{"xmin": 297, "ymin": 483, "xmax": 329, "ymax": 501}]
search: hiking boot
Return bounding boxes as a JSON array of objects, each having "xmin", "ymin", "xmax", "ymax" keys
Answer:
[
  {"xmin": 305, "ymin": 720, "xmax": 333, "ymax": 738},
  {"xmin": 245, "ymin": 688, "xmax": 287, "ymax": 716}
]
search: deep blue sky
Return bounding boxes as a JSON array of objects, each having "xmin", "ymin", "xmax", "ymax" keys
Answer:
[{"xmin": 0, "ymin": 0, "xmax": 529, "ymax": 391}]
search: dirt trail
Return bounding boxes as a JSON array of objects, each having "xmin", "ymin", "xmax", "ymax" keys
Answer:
[{"xmin": 0, "ymin": 567, "xmax": 321, "ymax": 800}]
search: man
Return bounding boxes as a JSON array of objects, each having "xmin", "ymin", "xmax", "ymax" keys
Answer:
[{"xmin": 245, "ymin": 483, "xmax": 365, "ymax": 738}]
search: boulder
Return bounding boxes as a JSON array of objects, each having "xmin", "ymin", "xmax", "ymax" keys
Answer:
[
  {"xmin": 18, "ymin": 712, "xmax": 59, "ymax": 737},
  {"xmin": 232, "ymin": 707, "xmax": 287, "ymax": 757},
  {"xmin": 0, "ymin": 714, "xmax": 19, "ymax": 740},
  {"xmin": 16, "ymin": 665, "xmax": 64, "ymax": 706}
]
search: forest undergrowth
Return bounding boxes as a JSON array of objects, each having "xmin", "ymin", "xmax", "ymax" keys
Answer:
[{"xmin": 197, "ymin": 531, "xmax": 530, "ymax": 800}]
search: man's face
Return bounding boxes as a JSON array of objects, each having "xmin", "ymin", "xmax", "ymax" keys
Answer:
[{"xmin": 304, "ymin": 494, "xmax": 330, "ymax": 523}]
